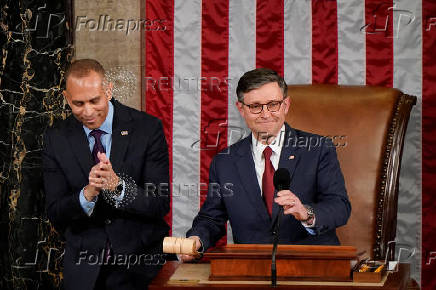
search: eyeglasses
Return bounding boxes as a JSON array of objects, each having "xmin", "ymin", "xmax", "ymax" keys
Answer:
[{"xmin": 240, "ymin": 99, "xmax": 285, "ymax": 114}]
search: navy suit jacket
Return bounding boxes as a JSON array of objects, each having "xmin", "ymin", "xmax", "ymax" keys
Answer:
[
  {"xmin": 43, "ymin": 99, "xmax": 170, "ymax": 290},
  {"xmin": 187, "ymin": 123, "xmax": 351, "ymax": 250}
]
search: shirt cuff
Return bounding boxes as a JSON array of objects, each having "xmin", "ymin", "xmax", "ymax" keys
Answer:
[
  {"xmin": 301, "ymin": 217, "xmax": 316, "ymax": 235},
  {"xmin": 79, "ymin": 188, "xmax": 97, "ymax": 216},
  {"xmin": 197, "ymin": 237, "xmax": 205, "ymax": 254}
]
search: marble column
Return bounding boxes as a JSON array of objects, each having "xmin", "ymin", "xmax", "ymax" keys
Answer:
[{"xmin": 0, "ymin": 0, "xmax": 73, "ymax": 289}]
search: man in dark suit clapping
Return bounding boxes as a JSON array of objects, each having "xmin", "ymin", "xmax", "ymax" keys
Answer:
[{"xmin": 43, "ymin": 59, "xmax": 170, "ymax": 289}]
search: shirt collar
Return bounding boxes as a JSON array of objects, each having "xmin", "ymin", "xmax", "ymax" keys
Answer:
[
  {"xmin": 251, "ymin": 124, "xmax": 286, "ymax": 158},
  {"xmin": 83, "ymin": 101, "xmax": 114, "ymax": 136}
]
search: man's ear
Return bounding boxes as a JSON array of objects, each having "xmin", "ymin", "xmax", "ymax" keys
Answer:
[
  {"xmin": 105, "ymin": 81, "xmax": 113, "ymax": 100},
  {"xmin": 283, "ymin": 96, "xmax": 291, "ymax": 114},
  {"xmin": 236, "ymin": 101, "xmax": 244, "ymax": 116},
  {"xmin": 62, "ymin": 90, "xmax": 71, "ymax": 107}
]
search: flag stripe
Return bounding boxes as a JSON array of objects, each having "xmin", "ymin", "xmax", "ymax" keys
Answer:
[
  {"xmin": 228, "ymin": 0, "xmax": 255, "ymax": 138},
  {"xmin": 200, "ymin": 0, "xmax": 229, "ymax": 246},
  {"xmin": 284, "ymin": 0, "xmax": 312, "ymax": 85},
  {"xmin": 256, "ymin": 0, "xmax": 284, "ymax": 75},
  {"xmin": 172, "ymin": 0, "xmax": 202, "ymax": 238},
  {"xmin": 422, "ymin": 1, "xmax": 436, "ymax": 289},
  {"xmin": 365, "ymin": 0, "xmax": 393, "ymax": 86},
  {"xmin": 337, "ymin": 0, "xmax": 365, "ymax": 85},
  {"xmin": 227, "ymin": 0, "xmax": 256, "ymax": 244},
  {"xmin": 228, "ymin": 0, "xmax": 254, "ymax": 144},
  {"xmin": 144, "ymin": 0, "xmax": 174, "ymax": 233},
  {"xmin": 312, "ymin": 0, "xmax": 338, "ymax": 84},
  {"xmin": 393, "ymin": 0, "xmax": 423, "ymax": 284}
]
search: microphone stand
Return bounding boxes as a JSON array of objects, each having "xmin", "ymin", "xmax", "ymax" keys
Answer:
[
  {"xmin": 271, "ymin": 207, "xmax": 283, "ymax": 287},
  {"xmin": 270, "ymin": 164, "xmax": 298, "ymax": 286}
]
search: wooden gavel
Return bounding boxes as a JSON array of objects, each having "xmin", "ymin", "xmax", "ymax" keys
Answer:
[{"xmin": 162, "ymin": 237, "xmax": 201, "ymax": 257}]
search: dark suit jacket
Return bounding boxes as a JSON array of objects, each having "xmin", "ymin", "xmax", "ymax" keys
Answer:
[
  {"xmin": 187, "ymin": 123, "xmax": 351, "ymax": 250},
  {"xmin": 43, "ymin": 99, "xmax": 170, "ymax": 290}
]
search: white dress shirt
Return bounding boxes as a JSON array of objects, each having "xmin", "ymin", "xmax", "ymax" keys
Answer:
[
  {"xmin": 250, "ymin": 125, "xmax": 315, "ymax": 230},
  {"xmin": 251, "ymin": 125, "xmax": 286, "ymax": 194}
]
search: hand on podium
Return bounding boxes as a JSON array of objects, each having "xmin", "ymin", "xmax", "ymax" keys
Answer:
[
  {"xmin": 179, "ymin": 236, "xmax": 202, "ymax": 262},
  {"xmin": 162, "ymin": 236, "xmax": 203, "ymax": 262}
]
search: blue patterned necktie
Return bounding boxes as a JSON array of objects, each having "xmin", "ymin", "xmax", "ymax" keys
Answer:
[{"xmin": 89, "ymin": 129, "xmax": 106, "ymax": 164}]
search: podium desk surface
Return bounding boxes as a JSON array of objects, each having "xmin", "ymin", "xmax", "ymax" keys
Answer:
[{"xmin": 149, "ymin": 261, "xmax": 413, "ymax": 290}]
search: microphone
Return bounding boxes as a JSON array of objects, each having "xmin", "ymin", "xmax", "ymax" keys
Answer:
[
  {"xmin": 273, "ymin": 168, "xmax": 291, "ymax": 191},
  {"xmin": 271, "ymin": 168, "xmax": 291, "ymax": 287},
  {"xmin": 272, "ymin": 168, "xmax": 291, "ymax": 230}
]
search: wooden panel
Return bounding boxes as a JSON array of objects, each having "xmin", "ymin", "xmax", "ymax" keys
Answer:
[
  {"xmin": 205, "ymin": 244, "xmax": 356, "ymax": 281},
  {"xmin": 149, "ymin": 261, "xmax": 412, "ymax": 289},
  {"xmin": 210, "ymin": 259, "xmax": 351, "ymax": 281},
  {"xmin": 207, "ymin": 244, "xmax": 357, "ymax": 259}
]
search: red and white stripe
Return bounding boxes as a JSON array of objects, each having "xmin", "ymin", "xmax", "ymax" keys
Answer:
[
  {"xmin": 144, "ymin": 0, "xmax": 174, "ymax": 234},
  {"xmin": 143, "ymin": 0, "xmax": 433, "ymax": 288}
]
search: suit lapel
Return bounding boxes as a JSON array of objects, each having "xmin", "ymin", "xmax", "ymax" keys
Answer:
[
  {"xmin": 110, "ymin": 100, "xmax": 133, "ymax": 173},
  {"xmin": 271, "ymin": 124, "xmax": 301, "ymax": 224},
  {"xmin": 66, "ymin": 117, "xmax": 94, "ymax": 178},
  {"xmin": 234, "ymin": 136, "xmax": 271, "ymax": 221}
]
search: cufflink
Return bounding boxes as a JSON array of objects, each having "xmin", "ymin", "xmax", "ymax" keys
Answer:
[{"xmin": 121, "ymin": 130, "xmax": 128, "ymax": 136}]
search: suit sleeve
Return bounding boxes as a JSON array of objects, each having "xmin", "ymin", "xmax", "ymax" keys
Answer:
[
  {"xmin": 311, "ymin": 138, "xmax": 351, "ymax": 234},
  {"xmin": 43, "ymin": 129, "xmax": 89, "ymax": 232},
  {"xmin": 186, "ymin": 157, "xmax": 228, "ymax": 250},
  {"xmin": 118, "ymin": 119, "xmax": 170, "ymax": 219}
]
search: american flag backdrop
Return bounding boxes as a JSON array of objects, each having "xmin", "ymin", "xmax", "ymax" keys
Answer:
[{"xmin": 142, "ymin": 0, "xmax": 436, "ymax": 288}]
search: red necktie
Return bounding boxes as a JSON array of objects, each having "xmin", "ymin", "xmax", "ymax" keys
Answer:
[{"xmin": 262, "ymin": 146, "xmax": 275, "ymax": 217}]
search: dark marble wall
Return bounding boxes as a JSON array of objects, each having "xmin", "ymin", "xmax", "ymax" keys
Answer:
[{"xmin": 0, "ymin": 0, "xmax": 73, "ymax": 289}]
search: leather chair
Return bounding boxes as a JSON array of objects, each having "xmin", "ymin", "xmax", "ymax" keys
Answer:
[{"xmin": 286, "ymin": 84, "xmax": 416, "ymax": 260}]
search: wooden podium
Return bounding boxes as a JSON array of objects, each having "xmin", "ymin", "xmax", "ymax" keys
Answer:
[
  {"xmin": 150, "ymin": 244, "xmax": 414, "ymax": 289},
  {"xmin": 204, "ymin": 244, "xmax": 357, "ymax": 282}
]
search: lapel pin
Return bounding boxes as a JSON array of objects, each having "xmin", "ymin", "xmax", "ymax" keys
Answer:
[
  {"xmin": 289, "ymin": 155, "xmax": 295, "ymax": 160},
  {"xmin": 121, "ymin": 130, "xmax": 128, "ymax": 136}
]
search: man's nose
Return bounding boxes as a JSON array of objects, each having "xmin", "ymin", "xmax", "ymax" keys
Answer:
[
  {"xmin": 259, "ymin": 105, "xmax": 272, "ymax": 118},
  {"xmin": 83, "ymin": 104, "xmax": 94, "ymax": 117}
]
